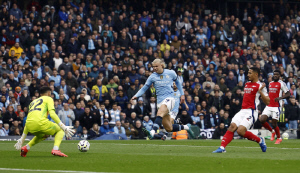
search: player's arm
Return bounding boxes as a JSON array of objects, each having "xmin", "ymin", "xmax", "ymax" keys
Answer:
[
  {"xmin": 174, "ymin": 73, "xmax": 185, "ymax": 103},
  {"xmin": 259, "ymin": 83, "xmax": 270, "ymax": 105},
  {"xmin": 47, "ymin": 98, "xmax": 75, "ymax": 137},
  {"xmin": 14, "ymin": 126, "xmax": 28, "ymax": 150},
  {"xmin": 131, "ymin": 76, "xmax": 152, "ymax": 101},
  {"xmin": 275, "ymin": 82, "xmax": 291, "ymax": 102},
  {"xmin": 275, "ymin": 91, "xmax": 291, "ymax": 102}
]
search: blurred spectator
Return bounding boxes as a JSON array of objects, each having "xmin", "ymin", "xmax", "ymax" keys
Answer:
[
  {"xmin": 88, "ymin": 123, "xmax": 100, "ymax": 139},
  {"xmin": 131, "ymin": 120, "xmax": 146, "ymax": 139},
  {"xmin": 100, "ymin": 119, "xmax": 114, "ymax": 135},
  {"xmin": 58, "ymin": 103, "xmax": 75, "ymax": 126},
  {"xmin": 142, "ymin": 116, "xmax": 153, "ymax": 131},
  {"xmin": 0, "ymin": 120, "xmax": 7, "ymax": 136},
  {"xmin": 212, "ymin": 123, "xmax": 227, "ymax": 139},
  {"xmin": 285, "ymin": 97, "xmax": 300, "ymax": 130},
  {"xmin": 114, "ymin": 120, "xmax": 125, "ymax": 135}
]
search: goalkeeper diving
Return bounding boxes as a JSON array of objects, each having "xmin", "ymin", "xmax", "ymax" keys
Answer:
[{"xmin": 14, "ymin": 87, "xmax": 75, "ymax": 157}]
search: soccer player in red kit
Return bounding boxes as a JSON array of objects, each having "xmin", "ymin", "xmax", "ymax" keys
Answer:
[
  {"xmin": 260, "ymin": 70, "xmax": 290, "ymax": 144},
  {"xmin": 213, "ymin": 67, "xmax": 270, "ymax": 153}
]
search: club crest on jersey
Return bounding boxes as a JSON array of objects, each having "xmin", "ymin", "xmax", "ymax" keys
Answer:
[{"xmin": 160, "ymin": 75, "xmax": 163, "ymax": 79}]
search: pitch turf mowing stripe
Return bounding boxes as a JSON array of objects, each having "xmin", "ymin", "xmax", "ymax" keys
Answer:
[{"xmin": 0, "ymin": 168, "xmax": 118, "ymax": 173}]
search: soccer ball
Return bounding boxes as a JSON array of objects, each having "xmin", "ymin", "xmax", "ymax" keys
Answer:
[
  {"xmin": 282, "ymin": 132, "xmax": 289, "ymax": 140},
  {"xmin": 78, "ymin": 140, "xmax": 90, "ymax": 152}
]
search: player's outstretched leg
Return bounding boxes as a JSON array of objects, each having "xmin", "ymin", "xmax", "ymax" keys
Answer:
[
  {"xmin": 21, "ymin": 134, "xmax": 48, "ymax": 157},
  {"xmin": 260, "ymin": 114, "xmax": 276, "ymax": 141},
  {"xmin": 213, "ymin": 123, "xmax": 237, "ymax": 153},
  {"xmin": 51, "ymin": 129, "xmax": 68, "ymax": 157},
  {"xmin": 237, "ymin": 126, "xmax": 267, "ymax": 152}
]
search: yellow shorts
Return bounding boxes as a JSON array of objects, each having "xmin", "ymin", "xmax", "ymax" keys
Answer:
[{"xmin": 26, "ymin": 121, "xmax": 61, "ymax": 138}]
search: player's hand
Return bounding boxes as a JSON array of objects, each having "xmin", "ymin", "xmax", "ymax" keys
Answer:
[
  {"xmin": 64, "ymin": 126, "xmax": 75, "ymax": 138},
  {"xmin": 180, "ymin": 95, "xmax": 185, "ymax": 104},
  {"xmin": 14, "ymin": 138, "xmax": 24, "ymax": 150},
  {"xmin": 259, "ymin": 83, "xmax": 266, "ymax": 91},
  {"xmin": 59, "ymin": 122, "xmax": 75, "ymax": 138},
  {"xmin": 130, "ymin": 96, "xmax": 137, "ymax": 102},
  {"xmin": 274, "ymin": 97, "xmax": 281, "ymax": 102}
]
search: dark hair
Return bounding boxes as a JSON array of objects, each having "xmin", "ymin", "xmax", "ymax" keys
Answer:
[
  {"xmin": 274, "ymin": 70, "xmax": 280, "ymax": 74},
  {"xmin": 250, "ymin": 67, "xmax": 260, "ymax": 75},
  {"xmin": 39, "ymin": 86, "xmax": 51, "ymax": 94}
]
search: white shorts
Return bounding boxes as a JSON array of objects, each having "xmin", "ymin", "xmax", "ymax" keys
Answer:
[
  {"xmin": 231, "ymin": 109, "xmax": 258, "ymax": 130},
  {"xmin": 169, "ymin": 111, "xmax": 178, "ymax": 120},
  {"xmin": 262, "ymin": 106, "xmax": 281, "ymax": 121},
  {"xmin": 157, "ymin": 97, "xmax": 175, "ymax": 113}
]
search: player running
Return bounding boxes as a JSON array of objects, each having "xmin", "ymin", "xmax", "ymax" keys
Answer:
[
  {"xmin": 162, "ymin": 82, "xmax": 192, "ymax": 140},
  {"xmin": 213, "ymin": 67, "xmax": 270, "ymax": 153},
  {"xmin": 260, "ymin": 70, "xmax": 290, "ymax": 144},
  {"xmin": 14, "ymin": 87, "xmax": 75, "ymax": 157},
  {"xmin": 131, "ymin": 59, "xmax": 194, "ymax": 139}
]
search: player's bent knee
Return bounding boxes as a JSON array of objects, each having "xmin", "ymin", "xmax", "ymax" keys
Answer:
[
  {"xmin": 259, "ymin": 115, "xmax": 268, "ymax": 123},
  {"xmin": 236, "ymin": 127, "xmax": 246, "ymax": 136},
  {"xmin": 165, "ymin": 127, "xmax": 173, "ymax": 132}
]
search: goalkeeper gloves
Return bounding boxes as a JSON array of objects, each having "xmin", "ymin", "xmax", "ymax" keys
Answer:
[
  {"xmin": 59, "ymin": 122, "xmax": 75, "ymax": 138},
  {"xmin": 14, "ymin": 133, "xmax": 27, "ymax": 150}
]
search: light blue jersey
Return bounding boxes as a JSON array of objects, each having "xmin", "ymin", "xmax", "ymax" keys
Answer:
[
  {"xmin": 171, "ymin": 90, "xmax": 181, "ymax": 114},
  {"xmin": 134, "ymin": 69, "xmax": 184, "ymax": 104}
]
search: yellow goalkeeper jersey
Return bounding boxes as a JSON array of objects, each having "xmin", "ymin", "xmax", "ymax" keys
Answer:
[{"xmin": 26, "ymin": 96, "xmax": 58, "ymax": 125}]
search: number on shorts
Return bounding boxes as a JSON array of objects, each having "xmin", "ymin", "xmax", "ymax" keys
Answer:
[{"xmin": 29, "ymin": 99, "xmax": 43, "ymax": 112}]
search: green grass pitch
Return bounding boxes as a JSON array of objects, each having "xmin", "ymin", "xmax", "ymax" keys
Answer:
[{"xmin": 0, "ymin": 140, "xmax": 299, "ymax": 173}]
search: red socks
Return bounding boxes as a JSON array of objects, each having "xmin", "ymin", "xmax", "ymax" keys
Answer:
[
  {"xmin": 262, "ymin": 122, "xmax": 273, "ymax": 132},
  {"xmin": 263, "ymin": 122, "xmax": 281, "ymax": 138},
  {"xmin": 274, "ymin": 126, "xmax": 281, "ymax": 138},
  {"xmin": 243, "ymin": 131, "xmax": 261, "ymax": 143},
  {"xmin": 221, "ymin": 131, "xmax": 234, "ymax": 148}
]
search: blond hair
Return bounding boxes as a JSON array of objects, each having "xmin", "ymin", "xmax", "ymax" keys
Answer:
[{"xmin": 152, "ymin": 58, "xmax": 166, "ymax": 68}]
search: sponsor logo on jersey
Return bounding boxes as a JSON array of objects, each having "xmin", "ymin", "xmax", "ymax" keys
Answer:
[{"xmin": 166, "ymin": 75, "xmax": 169, "ymax": 78}]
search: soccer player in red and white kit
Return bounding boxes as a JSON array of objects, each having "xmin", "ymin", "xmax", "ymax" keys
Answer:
[
  {"xmin": 260, "ymin": 70, "xmax": 290, "ymax": 144},
  {"xmin": 213, "ymin": 67, "xmax": 270, "ymax": 153}
]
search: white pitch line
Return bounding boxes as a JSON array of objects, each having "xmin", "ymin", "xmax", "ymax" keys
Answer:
[
  {"xmin": 106, "ymin": 143, "xmax": 300, "ymax": 150},
  {"xmin": 0, "ymin": 168, "xmax": 118, "ymax": 173}
]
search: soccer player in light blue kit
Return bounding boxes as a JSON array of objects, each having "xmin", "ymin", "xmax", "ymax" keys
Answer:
[
  {"xmin": 161, "ymin": 82, "xmax": 191, "ymax": 140},
  {"xmin": 131, "ymin": 59, "xmax": 194, "ymax": 139}
]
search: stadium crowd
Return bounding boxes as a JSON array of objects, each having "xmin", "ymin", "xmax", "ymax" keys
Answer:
[{"xmin": 0, "ymin": 0, "xmax": 300, "ymax": 140}]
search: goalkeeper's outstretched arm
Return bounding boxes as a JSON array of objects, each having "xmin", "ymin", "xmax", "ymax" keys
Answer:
[{"xmin": 49, "ymin": 109, "xmax": 75, "ymax": 138}]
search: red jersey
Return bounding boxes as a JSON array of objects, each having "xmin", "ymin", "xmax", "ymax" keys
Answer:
[
  {"xmin": 242, "ymin": 81, "xmax": 268, "ymax": 110},
  {"xmin": 268, "ymin": 80, "xmax": 288, "ymax": 107}
]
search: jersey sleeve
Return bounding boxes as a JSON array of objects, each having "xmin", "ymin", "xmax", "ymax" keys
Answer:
[
  {"xmin": 46, "ymin": 97, "xmax": 60, "ymax": 124},
  {"xmin": 46, "ymin": 97, "xmax": 55, "ymax": 111},
  {"xmin": 280, "ymin": 81, "xmax": 289, "ymax": 93},
  {"xmin": 260, "ymin": 83, "xmax": 268, "ymax": 96},
  {"xmin": 172, "ymin": 70, "xmax": 184, "ymax": 96},
  {"xmin": 134, "ymin": 75, "xmax": 153, "ymax": 98}
]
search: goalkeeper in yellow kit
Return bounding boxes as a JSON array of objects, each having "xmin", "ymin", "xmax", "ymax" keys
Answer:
[{"xmin": 14, "ymin": 87, "xmax": 75, "ymax": 157}]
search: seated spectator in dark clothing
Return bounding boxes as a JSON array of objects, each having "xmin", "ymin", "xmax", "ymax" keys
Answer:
[
  {"xmin": 80, "ymin": 107, "xmax": 96, "ymax": 130},
  {"xmin": 178, "ymin": 110, "xmax": 193, "ymax": 125},
  {"xmin": 133, "ymin": 97, "xmax": 150, "ymax": 117},
  {"xmin": 100, "ymin": 119, "xmax": 114, "ymax": 135},
  {"xmin": 122, "ymin": 119, "xmax": 135, "ymax": 138},
  {"xmin": 131, "ymin": 120, "xmax": 146, "ymax": 139},
  {"xmin": 9, "ymin": 120, "xmax": 23, "ymax": 135},
  {"xmin": 221, "ymin": 111, "xmax": 231, "ymax": 128},
  {"xmin": 126, "ymin": 112, "xmax": 140, "ymax": 125},
  {"xmin": 3, "ymin": 106, "xmax": 17, "ymax": 126},
  {"xmin": 225, "ymin": 71, "xmax": 237, "ymax": 91},
  {"xmin": 212, "ymin": 123, "xmax": 227, "ymax": 139},
  {"xmin": 74, "ymin": 120, "xmax": 83, "ymax": 137},
  {"xmin": 88, "ymin": 123, "xmax": 101, "ymax": 139},
  {"xmin": 198, "ymin": 113, "xmax": 210, "ymax": 129},
  {"xmin": 115, "ymin": 90, "xmax": 128, "ymax": 110}
]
